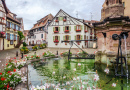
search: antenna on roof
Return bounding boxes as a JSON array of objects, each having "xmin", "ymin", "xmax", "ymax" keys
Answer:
[
  {"xmin": 76, "ymin": 11, "xmax": 78, "ymax": 18},
  {"xmin": 90, "ymin": 12, "xmax": 93, "ymax": 21}
]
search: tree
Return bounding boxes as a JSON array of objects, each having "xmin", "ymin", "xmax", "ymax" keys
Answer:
[{"xmin": 18, "ymin": 31, "xmax": 25, "ymax": 41}]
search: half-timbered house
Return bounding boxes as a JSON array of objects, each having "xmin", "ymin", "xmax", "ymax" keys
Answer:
[
  {"xmin": 48, "ymin": 9, "xmax": 96, "ymax": 48},
  {"xmin": 28, "ymin": 14, "xmax": 53, "ymax": 45}
]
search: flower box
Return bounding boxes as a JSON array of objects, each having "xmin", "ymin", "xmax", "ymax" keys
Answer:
[
  {"xmin": 84, "ymin": 30, "xmax": 88, "ymax": 33},
  {"xmin": 63, "ymin": 19, "xmax": 66, "ymax": 22},
  {"xmin": 55, "ymin": 20, "xmax": 59, "ymax": 22},
  {"xmin": 91, "ymin": 33, "xmax": 93, "ymax": 35},
  {"xmin": 76, "ymin": 30, "xmax": 81, "ymax": 32},
  {"xmin": 64, "ymin": 30, "xmax": 69, "ymax": 33},
  {"xmin": 54, "ymin": 31, "xmax": 59, "ymax": 33},
  {"xmin": 54, "ymin": 40, "xmax": 59, "ymax": 43},
  {"xmin": 2, "ymin": 17, "xmax": 5, "ymax": 20},
  {"xmin": 0, "ymin": 32, "xmax": 5, "ymax": 35}
]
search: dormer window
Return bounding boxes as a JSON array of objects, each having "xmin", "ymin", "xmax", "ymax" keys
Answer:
[
  {"xmin": 55, "ymin": 17, "xmax": 59, "ymax": 22},
  {"xmin": 63, "ymin": 16, "xmax": 67, "ymax": 22}
]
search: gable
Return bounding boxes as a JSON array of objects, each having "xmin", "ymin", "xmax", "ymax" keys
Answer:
[{"xmin": 49, "ymin": 9, "xmax": 86, "ymax": 26}]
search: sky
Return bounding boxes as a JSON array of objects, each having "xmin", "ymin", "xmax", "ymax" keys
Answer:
[{"xmin": 6, "ymin": 0, "xmax": 104, "ymax": 30}]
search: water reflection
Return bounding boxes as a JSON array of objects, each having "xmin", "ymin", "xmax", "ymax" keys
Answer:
[{"xmin": 28, "ymin": 58, "xmax": 130, "ymax": 90}]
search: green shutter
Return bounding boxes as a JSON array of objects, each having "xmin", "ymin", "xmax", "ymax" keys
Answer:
[
  {"xmin": 74, "ymin": 26, "xmax": 76, "ymax": 31},
  {"xmin": 59, "ymin": 17, "xmax": 60, "ymax": 21},
  {"xmin": 58, "ymin": 27, "xmax": 60, "ymax": 32},
  {"xmin": 75, "ymin": 35, "xmax": 76, "ymax": 40},
  {"xmin": 53, "ymin": 36, "xmax": 55, "ymax": 41},
  {"xmin": 61, "ymin": 17, "xmax": 63, "ymax": 21},
  {"xmin": 81, "ymin": 35, "xmax": 83, "ymax": 40},
  {"xmin": 63, "ymin": 36, "xmax": 65, "ymax": 40},
  {"xmin": 81, "ymin": 25, "xmax": 83, "ymax": 30},
  {"xmin": 53, "ymin": 27, "xmax": 55, "ymax": 32},
  {"xmin": 58, "ymin": 36, "xmax": 60, "ymax": 41},
  {"xmin": 69, "ymin": 26, "xmax": 71, "ymax": 31},
  {"xmin": 69, "ymin": 36, "xmax": 71, "ymax": 40},
  {"xmin": 63, "ymin": 27, "xmax": 65, "ymax": 31}
]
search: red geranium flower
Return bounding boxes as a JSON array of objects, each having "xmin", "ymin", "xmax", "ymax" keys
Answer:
[
  {"xmin": 8, "ymin": 71, "xmax": 11, "ymax": 74},
  {"xmin": 7, "ymin": 83, "xmax": 9, "ymax": 88},
  {"xmin": 1, "ymin": 77, "xmax": 6, "ymax": 81},
  {"xmin": 6, "ymin": 63, "xmax": 8, "ymax": 66},
  {"xmin": 14, "ymin": 57, "xmax": 16, "ymax": 59},
  {"xmin": 0, "ymin": 73, "xmax": 2, "ymax": 75},
  {"xmin": 13, "ymin": 69, "xmax": 16, "ymax": 72},
  {"xmin": 31, "ymin": 56, "xmax": 33, "ymax": 58}
]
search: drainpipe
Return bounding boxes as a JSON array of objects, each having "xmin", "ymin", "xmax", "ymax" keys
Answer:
[{"xmin": 3, "ymin": 38, "xmax": 4, "ymax": 50}]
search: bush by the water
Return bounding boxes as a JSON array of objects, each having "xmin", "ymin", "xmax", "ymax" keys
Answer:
[
  {"xmin": 43, "ymin": 51, "xmax": 55, "ymax": 57},
  {"xmin": 20, "ymin": 47, "xmax": 29, "ymax": 54},
  {"xmin": 60, "ymin": 51, "xmax": 72, "ymax": 56}
]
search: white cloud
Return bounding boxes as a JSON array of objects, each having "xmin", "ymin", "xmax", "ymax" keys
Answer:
[{"xmin": 5, "ymin": 0, "xmax": 104, "ymax": 30}]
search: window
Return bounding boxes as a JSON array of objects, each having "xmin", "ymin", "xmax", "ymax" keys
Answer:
[
  {"xmin": 16, "ymin": 25, "xmax": 18, "ymax": 30},
  {"xmin": 14, "ymin": 24, "xmax": 16, "ymax": 29},
  {"xmin": 76, "ymin": 25, "xmax": 81, "ymax": 30},
  {"xmin": 41, "ymin": 34, "xmax": 43, "ymax": 38},
  {"xmin": 65, "ymin": 26, "xmax": 69, "ymax": 30},
  {"xmin": 6, "ymin": 21, "xmax": 10, "ymax": 28},
  {"xmin": 55, "ymin": 27, "xmax": 59, "ymax": 31},
  {"xmin": 12, "ymin": 23, "xmax": 14, "ymax": 29},
  {"xmin": 77, "ymin": 35, "xmax": 81, "ymax": 40},
  {"xmin": 55, "ymin": 36, "xmax": 58, "ymax": 40},
  {"xmin": 10, "ymin": 40, "xmax": 13, "ymax": 45},
  {"xmin": 123, "ymin": 2, "xmax": 125, "ymax": 7},
  {"xmin": 64, "ymin": 16, "xmax": 67, "ymax": 20},
  {"xmin": 7, "ymin": 44, "xmax": 9, "ymax": 47},
  {"xmin": 90, "ymin": 36, "xmax": 93, "ymax": 39},
  {"xmin": 56, "ymin": 17, "xmax": 58, "ymax": 20},
  {"xmin": 65, "ymin": 35, "xmax": 69, "ymax": 41}
]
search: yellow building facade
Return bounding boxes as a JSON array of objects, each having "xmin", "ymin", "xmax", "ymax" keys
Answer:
[{"xmin": 4, "ymin": 13, "xmax": 21, "ymax": 50}]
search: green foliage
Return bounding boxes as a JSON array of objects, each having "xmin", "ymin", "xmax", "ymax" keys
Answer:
[
  {"xmin": 20, "ymin": 47, "xmax": 29, "ymax": 54},
  {"xmin": 60, "ymin": 51, "xmax": 72, "ymax": 56},
  {"xmin": 23, "ymin": 42, "xmax": 28, "ymax": 47},
  {"xmin": 43, "ymin": 51, "xmax": 55, "ymax": 57},
  {"xmin": 26, "ymin": 54, "xmax": 40, "ymax": 60},
  {"xmin": 0, "ymin": 61, "xmax": 25, "ymax": 89},
  {"xmin": 18, "ymin": 31, "xmax": 25, "ymax": 41},
  {"xmin": 32, "ymin": 45, "xmax": 38, "ymax": 51}
]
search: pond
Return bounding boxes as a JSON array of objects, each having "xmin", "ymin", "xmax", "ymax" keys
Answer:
[{"xmin": 28, "ymin": 57, "xmax": 130, "ymax": 90}]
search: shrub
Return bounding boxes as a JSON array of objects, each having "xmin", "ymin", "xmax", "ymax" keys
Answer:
[
  {"xmin": 43, "ymin": 51, "xmax": 55, "ymax": 57},
  {"xmin": 23, "ymin": 42, "xmax": 28, "ymax": 47},
  {"xmin": 60, "ymin": 51, "xmax": 72, "ymax": 56},
  {"xmin": 32, "ymin": 45, "xmax": 38, "ymax": 51},
  {"xmin": 20, "ymin": 47, "xmax": 29, "ymax": 54}
]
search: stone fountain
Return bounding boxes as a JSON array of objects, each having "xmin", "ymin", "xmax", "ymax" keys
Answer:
[{"xmin": 93, "ymin": 0, "xmax": 130, "ymax": 66}]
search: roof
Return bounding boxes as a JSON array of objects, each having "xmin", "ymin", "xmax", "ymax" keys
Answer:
[
  {"xmin": 17, "ymin": 18, "xmax": 23, "ymax": 22},
  {"xmin": 7, "ymin": 13, "xmax": 21, "ymax": 24},
  {"xmin": 30, "ymin": 14, "xmax": 53, "ymax": 30},
  {"xmin": 48, "ymin": 9, "xmax": 91, "ymax": 28},
  {"xmin": 23, "ymin": 30, "xmax": 29, "ymax": 37},
  {"xmin": 84, "ymin": 20, "xmax": 99, "ymax": 23},
  {"xmin": 1, "ymin": 0, "xmax": 8, "ymax": 13}
]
